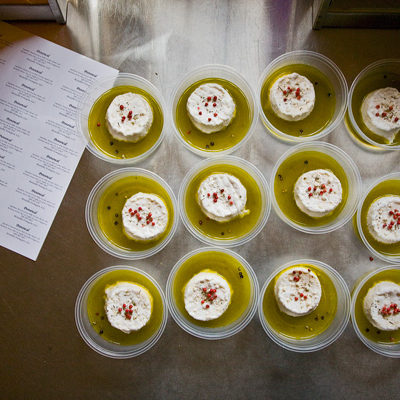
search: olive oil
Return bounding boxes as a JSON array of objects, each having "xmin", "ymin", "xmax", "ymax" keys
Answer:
[
  {"xmin": 173, "ymin": 251, "xmax": 251, "ymax": 328},
  {"xmin": 175, "ymin": 78, "xmax": 251, "ymax": 152},
  {"xmin": 354, "ymin": 269, "xmax": 400, "ymax": 343},
  {"xmin": 360, "ymin": 179, "xmax": 400, "ymax": 257},
  {"xmin": 274, "ymin": 151, "xmax": 348, "ymax": 226},
  {"xmin": 97, "ymin": 175, "xmax": 174, "ymax": 251},
  {"xmin": 351, "ymin": 71, "xmax": 400, "ymax": 145},
  {"xmin": 260, "ymin": 64, "xmax": 335, "ymax": 137},
  {"xmin": 185, "ymin": 164, "xmax": 263, "ymax": 240},
  {"xmin": 88, "ymin": 85, "xmax": 163, "ymax": 159},
  {"xmin": 87, "ymin": 269, "xmax": 164, "ymax": 345},
  {"xmin": 262, "ymin": 264, "xmax": 337, "ymax": 339}
]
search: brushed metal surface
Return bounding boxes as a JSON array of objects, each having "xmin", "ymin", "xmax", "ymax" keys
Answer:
[{"xmin": 2, "ymin": 1, "xmax": 400, "ymax": 399}]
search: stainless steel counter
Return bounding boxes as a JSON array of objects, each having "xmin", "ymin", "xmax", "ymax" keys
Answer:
[{"xmin": 2, "ymin": 0, "xmax": 400, "ymax": 398}]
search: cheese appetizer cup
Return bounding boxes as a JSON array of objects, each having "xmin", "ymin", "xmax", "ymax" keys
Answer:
[
  {"xmin": 75, "ymin": 266, "xmax": 167, "ymax": 359},
  {"xmin": 179, "ymin": 156, "xmax": 270, "ymax": 247},
  {"xmin": 86, "ymin": 168, "xmax": 178, "ymax": 259},
  {"xmin": 351, "ymin": 265, "xmax": 400, "ymax": 357},
  {"xmin": 259, "ymin": 259, "xmax": 350, "ymax": 352},
  {"xmin": 271, "ymin": 142, "xmax": 361, "ymax": 234},
  {"xmin": 166, "ymin": 247, "xmax": 259, "ymax": 340},
  {"xmin": 77, "ymin": 73, "xmax": 167, "ymax": 164},
  {"xmin": 356, "ymin": 172, "xmax": 400, "ymax": 263},
  {"xmin": 171, "ymin": 64, "xmax": 258, "ymax": 157},
  {"xmin": 346, "ymin": 59, "xmax": 400, "ymax": 151},
  {"xmin": 258, "ymin": 50, "xmax": 347, "ymax": 143}
]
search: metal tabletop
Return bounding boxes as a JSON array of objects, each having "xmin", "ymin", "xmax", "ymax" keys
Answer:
[{"xmin": 2, "ymin": 1, "xmax": 400, "ymax": 399}]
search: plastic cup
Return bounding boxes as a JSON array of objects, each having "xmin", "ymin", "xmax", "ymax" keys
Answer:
[
  {"xmin": 258, "ymin": 50, "xmax": 348, "ymax": 143},
  {"xmin": 270, "ymin": 141, "xmax": 361, "ymax": 234},
  {"xmin": 85, "ymin": 168, "xmax": 178, "ymax": 259},
  {"xmin": 77, "ymin": 72, "xmax": 167, "ymax": 164},
  {"xmin": 166, "ymin": 247, "xmax": 259, "ymax": 340},
  {"xmin": 75, "ymin": 265, "xmax": 168, "ymax": 359},
  {"xmin": 170, "ymin": 64, "xmax": 258, "ymax": 157},
  {"xmin": 346, "ymin": 59, "xmax": 400, "ymax": 150},
  {"xmin": 179, "ymin": 155, "xmax": 271, "ymax": 247},
  {"xmin": 351, "ymin": 265, "xmax": 400, "ymax": 358},
  {"xmin": 356, "ymin": 172, "xmax": 400, "ymax": 264},
  {"xmin": 258, "ymin": 259, "xmax": 350, "ymax": 352}
]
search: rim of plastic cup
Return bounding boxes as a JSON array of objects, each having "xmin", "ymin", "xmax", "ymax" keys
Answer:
[
  {"xmin": 76, "ymin": 72, "xmax": 167, "ymax": 164},
  {"xmin": 348, "ymin": 59, "xmax": 400, "ymax": 150},
  {"xmin": 270, "ymin": 141, "xmax": 362, "ymax": 234},
  {"xmin": 166, "ymin": 246, "xmax": 259, "ymax": 340},
  {"xmin": 356, "ymin": 172, "xmax": 400, "ymax": 263},
  {"xmin": 351, "ymin": 265, "xmax": 400, "ymax": 357},
  {"xmin": 85, "ymin": 168, "xmax": 179, "ymax": 259},
  {"xmin": 74, "ymin": 265, "xmax": 168, "ymax": 359},
  {"xmin": 258, "ymin": 259, "xmax": 350, "ymax": 353},
  {"xmin": 170, "ymin": 64, "xmax": 259, "ymax": 157},
  {"xmin": 178, "ymin": 155, "xmax": 271, "ymax": 247},
  {"xmin": 257, "ymin": 50, "xmax": 348, "ymax": 143}
]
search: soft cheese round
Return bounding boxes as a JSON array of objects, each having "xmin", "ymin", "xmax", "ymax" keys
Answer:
[
  {"xmin": 184, "ymin": 270, "xmax": 232, "ymax": 321},
  {"xmin": 294, "ymin": 169, "xmax": 342, "ymax": 218},
  {"xmin": 367, "ymin": 195, "xmax": 400, "ymax": 244},
  {"xmin": 197, "ymin": 173, "xmax": 248, "ymax": 222},
  {"xmin": 106, "ymin": 92, "xmax": 153, "ymax": 142},
  {"xmin": 269, "ymin": 73, "xmax": 315, "ymax": 121},
  {"xmin": 361, "ymin": 87, "xmax": 400, "ymax": 143},
  {"xmin": 363, "ymin": 281, "xmax": 400, "ymax": 331},
  {"xmin": 186, "ymin": 83, "xmax": 236, "ymax": 133},
  {"xmin": 122, "ymin": 192, "xmax": 168, "ymax": 241},
  {"xmin": 105, "ymin": 282, "xmax": 152, "ymax": 334},
  {"xmin": 274, "ymin": 266, "xmax": 322, "ymax": 317}
]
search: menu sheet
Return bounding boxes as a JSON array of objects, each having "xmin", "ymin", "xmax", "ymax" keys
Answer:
[{"xmin": 0, "ymin": 22, "xmax": 118, "ymax": 260}]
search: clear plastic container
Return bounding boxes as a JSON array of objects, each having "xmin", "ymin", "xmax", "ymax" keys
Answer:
[
  {"xmin": 351, "ymin": 265, "xmax": 400, "ymax": 358},
  {"xmin": 85, "ymin": 168, "xmax": 178, "ymax": 259},
  {"xmin": 76, "ymin": 72, "xmax": 167, "ymax": 164},
  {"xmin": 166, "ymin": 247, "xmax": 259, "ymax": 340},
  {"xmin": 178, "ymin": 155, "xmax": 271, "ymax": 247},
  {"xmin": 356, "ymin": 172, "xmax": 400, "ymax": 263},
  {"xmin": 346, "ymin": 59, "xmax": 400, "ymax": 151},
  {"xmin": 75, "ymin": 265, "xmax": 168, "ymax": 359},
  {"xmin": 258, "ymin": 259, "xmax": 350, "ymax": 353},
  {"xmin": 270, "ymin": 141, "xmax": 361, "ymax": 234},
  {"xmin": 258, "ymin": 50, "xmax": 348, "ymax": 143},
  {"xmin": 170, "ymin": 64, "xmax": 258, "ymax": 157}
]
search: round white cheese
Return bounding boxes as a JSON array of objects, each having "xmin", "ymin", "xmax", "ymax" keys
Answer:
[
  {"xmin": 186, "ymin": 83, "xmax": 236, "ymax": 134},
  {"xmin": 197, "ymin": 173, "xmax": 248, "ymax": 222},
  {"xmin": 294, "ymin": 169, "xmax": 342, "ymax": 218},
  {"xmin": 363, "ymin": 281, "xmax": 400, "ymax": 331},
  {"xmin": 361, "ymin": 87, "xmax": 400, "ymax": 143},
  {"xmin": 122, "ymin": 192, "xmax": 168, "ymax": 241},
  {"xmin": 104, "ymin": 282, "xmax": 152, "ymax": 334},
  {"xmin": 269, "ymin": 72, "xmax": 315, "ymax": 121},
  {"xmin": 105, "ymin": 92, "xmax": 153, "ymax": 142},
  {"xmin": 274, "ymin": 266, "xmax": 322, "ymax": 317},
  {"xmin": 367, "ymin": 195, "xmax": 400, "ymax": 244},
  {"xmin": 184, "ymin": 270, "xmax": 232, "ymax": 321}
]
